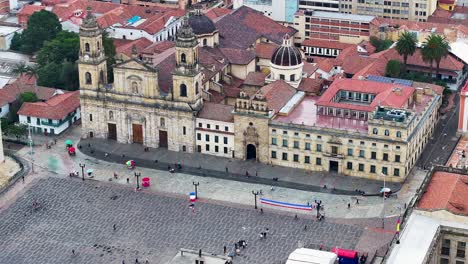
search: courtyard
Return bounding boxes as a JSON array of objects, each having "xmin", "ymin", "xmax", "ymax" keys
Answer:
[{"xmin": 0, "ymin": 177, "xmax": 365, "ymax": 264}]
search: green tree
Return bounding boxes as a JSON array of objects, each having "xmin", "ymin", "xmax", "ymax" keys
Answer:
[
  {"xmin": 59, "ymin": 61, "xmax": 79, "ymax": 91},
  {"xmin": 19, "ymin": 92, "xmax": 38, "ymax": 102},
  {"xmin": 10, "ymin": 32, "xmax": 23, "ymax": 51},
  {"xmin": 422, "ymin": 34, "xmax": 451, "ymax": 80},
  {"xmin": 386, "ymin": 60, "xmax": 403, "ymax": 78},
  {"xmin": 370, "ymin": 37, "xmax": 394, "ymax": 52},
  {"xmin": 37, "ymin": 62, "xmax": 62, "ymax": 88},
  {"xmin": 5, "ymin": 124, "xmax": 27, "ymax": 139},
  {"xmin": 11, "ymin": 10, "xmax": 61, "ymax": 54},
  {"xmin": 37, "ymin": 31, "xmax": 79, "ymax": 66},
  {"xmin": 395, "ymin": 31, "xmax": 417, "ymax": 66}
]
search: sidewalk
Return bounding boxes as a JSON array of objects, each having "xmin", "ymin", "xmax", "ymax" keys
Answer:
[{"xmin": 79, "ymin": 138, "xmax": 401, "ymax": 195}]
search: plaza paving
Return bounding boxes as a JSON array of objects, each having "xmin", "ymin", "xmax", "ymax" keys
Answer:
[{"xmin": 0, "ymin": 177, "xmax": 365, "ymax": 264}]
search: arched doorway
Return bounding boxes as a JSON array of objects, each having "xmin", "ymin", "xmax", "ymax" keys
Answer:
[{"xmin": 246, "ymin": 144, "xmax": 256, "ymax": 160}]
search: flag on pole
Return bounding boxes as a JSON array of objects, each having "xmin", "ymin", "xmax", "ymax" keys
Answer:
[{"xmin": 189, "ymin": 192, "xmax": 197, "ymax": 203}]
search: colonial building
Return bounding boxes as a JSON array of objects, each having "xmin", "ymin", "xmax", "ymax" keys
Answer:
[{"xmin": 79, "ymin": 6, "xmax": 442, "ymax": 182}]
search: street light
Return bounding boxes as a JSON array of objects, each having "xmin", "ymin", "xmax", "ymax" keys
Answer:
[
  {"xmin": 380, "ymin": 172, "xmax": 387, "ymax": 229},
  {"xmin": 252, "ymin": 190, "xmax": 260, "ymax": 209},
  {"xmin": 135, "ymin": 172, "xmax": 141, "ymax": 190},
  {"xmin": 79, "ymin": 163, "xmax": 85, "ymax": 181},
  {"xmin": 192, "ymin": 181, "xmax": 200, "ymax": 199}
]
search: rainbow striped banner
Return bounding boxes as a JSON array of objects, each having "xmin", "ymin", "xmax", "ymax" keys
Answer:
[{"xmin": 260, "ymin": 198, "xmax": 312, "ymax": 211}]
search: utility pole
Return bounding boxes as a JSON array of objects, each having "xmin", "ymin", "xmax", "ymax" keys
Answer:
[
  {"xmin": 192, "ymin": 181, "xmax": 199, "ymax": 199},
  {"xmin": 252, "ymin": 190, "xmax": 260, "ymax": 210},
  {"xmin": 381, "ymin": 173, "xmax": 386, "ymax": 229},
  {"xmin": 28, "ymin": 124, "xmax": 34, "ymax": 173},
  {"xmin": 79, "ymin": 163, "xmax": 85, "ymax": 181},
  {"xmin": 135, "ymin": 172, "xmax": 141, "ymax": 190}
]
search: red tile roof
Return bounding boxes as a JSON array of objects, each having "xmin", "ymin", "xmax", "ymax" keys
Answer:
[
  {"xmin": 258, "ymin": 80, "xmax": 296, "ymax": 114},
  {"xmin": 115, "ymin": 38, "xmax": 153, "ymax": 58},
  {"xmin": 220, "ymin": 48, "xmax": 255, "ymax": 65},
  {"xmin": 254, "ymin": 42, "xmax": 278, "ymax": 59},
  {"xmin": 216, "ymin": 6, "xmax": 296, "ymax": 49},
  {"xmin": 19, "ymin": 5, "xmax": 46, "ymax": 16},
  {"xmin": 316, "ymin": 78, "xmax": 414, "ymax": 112},
  {"xmin": 243, "ymin": 72, "xmax": 267, "ymax": 87},
  {"xmin": 342, "ymin": 55, "xmax": 378, "ymax": 75},
  {"xmin": 303, "ymin": 62, "xmax": 318, "ymax": 76},
  {"xmin": 316, "ymin": 58, "xmax": 336, "ymax": 73},
  {"xmin": 418, "ymin": 171, "xmax": 468, "ymax": 216},
  {"xmin": 298, "ymin": 78, "xmax": 324, "ymax": 95},
  {"xmin": 205, "ymin": 8, "xmax": 231, "ymax": 21},
  {"xmin": 18, "ymin": 91, "xmax": 80, "ymax": 120},
  {"xmin": 0, "ymin": 75, "xmax": 59, "ymax": 107},
  {"xmin": 302, "ymin": 39, "xmax": 354, "ymax": 50},
  {"xmin": 142, "ymin": 40, "xmax": 175, "ymax": 54},
  {"xmin": 197, "ymin": 102, "xmax": 234, "ymax": 122}
]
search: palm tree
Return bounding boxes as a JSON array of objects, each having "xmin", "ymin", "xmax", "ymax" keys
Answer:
[
  {"xmin": 395, "ymin": 31, "xmax": 417, "ymax": 66},
  {"xmin": 421, "ymin": 34, "xmax": 451, "ymax": 80}
]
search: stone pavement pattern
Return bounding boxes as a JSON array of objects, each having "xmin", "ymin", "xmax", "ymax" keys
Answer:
[
  {"xmin": 0, "ymin": 177, "xmax": 364, "ymax": 264},
  {"xmin": 0, "ymin": 156, "xmax": 20, "ymax": 188}
]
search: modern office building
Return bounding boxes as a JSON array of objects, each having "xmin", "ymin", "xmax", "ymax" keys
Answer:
[{"xmin": 233, "ymin": 0, "xmax": 299, "ymax": 23}]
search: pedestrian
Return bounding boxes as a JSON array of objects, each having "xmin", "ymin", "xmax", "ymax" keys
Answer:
[
  {"xmin": 135, "ymin": 258, "xmax": 139, "ymax": 263},
  {"xmin": 113, "ymin": 224, "xmax": 116, "ymax": 231},
  {"xmin": 259, "ymin": 232, "xmax": 264, "ymax": 239},
  {"xmin": 356, "ymin": 199, "xmax": 359, "ymax": 204},
  {"xmin": 234, "ymin": 243, "xmax": 238, "ymax": 249},
  {"xmin": 72, "ymin": 249, "xmax": 75, "ymax": 255},
  {"xmin": 105, "ymin": 152, "xmax": 109, "ymax": 157},
  {"xmin": 255, "ymin": 171, "xmax": 258, "ymax": 177},
  {"xmin": 22, "ymin": 176, "xmax": 25, "ymax": 183},
  {"xmin": 122, "ymin": 260, "xmax": 125, "ymax": 264},
  {"xmin": 224, "ymin": 246, "xmax": 227, "ymax": 254},
  {"xmin": 114, "ymin": 172, "xmax": 118, "ymax": 179},
  {"xmin": 145, "ymin": 258, "xmax": 149, "ymax": 264},
  {"xmin": 245, "ymin": 171, "xmax": 249, "ymax": 176},
  {"xmin": 294, "ymin": 214, "xmax": 298, "ymax": 220},
  {"xmin": 127, "ymin": 178, "xmax": 130, "ymax": 183},
  {"xmin": 260, "ymin": 208, "xmax": 263, "ymax": 214},
  {"xmin": 225, "ymin": 167, "xmax": 228, "ymax": 173},
  {"xmin": 270, "ymin": 186, "xmax": 274, "ymax": 191},
  {"xmin": 319, "ymin": 244, "xmax": 323, "ymax": 250},
  {"xmin": 304, "ymin": 225, "xmax": 307, "ymax": 231},
  {"xmin": 348, "ymin": 203, "xmax": 351, "ymax": 209}
]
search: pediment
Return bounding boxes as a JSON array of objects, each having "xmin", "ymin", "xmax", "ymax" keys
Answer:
[{"xmin": 115, "ymin": 59, "xmax": 157, "ymax": 72}]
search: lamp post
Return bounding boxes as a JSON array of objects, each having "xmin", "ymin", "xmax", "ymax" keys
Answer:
[
  {"xmin": 252, "ymin": 190, "xmax": 260, "ymax": 209},
  {"xmin": 79, "ymin": 163, "xmax": 85, "ymax": 181},
  {"xmin": 135, "ymin": 172, "xmax": 141, "ymax": 190},
  {"xmin": 27, "ymin": 124, "xmax": 34, "ymax": 173},
  {"xmin": 192, "ymin": 181, "xmax": 199, "ymax": 199},
  {"xmin": 380, "ymin": 172, "xmax": 386, "ymax": 229}
]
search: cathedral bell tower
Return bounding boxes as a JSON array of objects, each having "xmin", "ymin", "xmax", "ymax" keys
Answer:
[
  {"xmin": 78, "ymin": 7, "xmax": 107, "ymax": 90},
  {"xmin": 172, "ymin": 16, "xmax": 203, "ymax": 105}
]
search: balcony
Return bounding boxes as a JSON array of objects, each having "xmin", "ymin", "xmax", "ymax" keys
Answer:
[
  {"xmin": 41, "ymin": 114, "xmax": 75, "ymax": 128},
  {"xmin": 323, "ymin": 152, "xmax": 344, "ymax": 159}
]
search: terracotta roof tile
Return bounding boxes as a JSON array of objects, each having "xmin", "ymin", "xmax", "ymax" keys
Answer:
[
  {"xmin": 19, "ymin": 5, "xmax": 46, "ymax": 16},
  {"xmin": 342, "ymin": 55, "xmax": 377, "ymax": 75},
  {"xmin": 115, "ymin": 38, "xmax": 153, "ymax": 58},
  {"xmin": 303, "ymin": 62, "xmax": 318, "ymax": 76},
  {"xmin": 259, "ymin": 80, "xmax": 296, "ymax": 114},
  {"xmin": 0, "ymin": 75, "xmax": 59, "ymax": 107},
  {"xmin": 255, "ymin": 42, "xmax": 278, "ymax": 59},
  {"xmin": 243, "ymin": 72, "xmax": 267, "ymax": 87},
  {"xmin": 418, "ymin": 171, "xmax": 468, "ymax": 216},
  {"xmin": 316, "ymin": 58, "xmax": 336, "ymax": 73},
  {"xmin": 298, "ymin": 78, "xmax": 324, "ymax": 95},
  {"xmin": 197, "ymin": 102, "xmax": 234, "ymax": 122},
  {"xmin": 18, "ymin": 91, "xmax": 80, "ymax": 120},
  {"xmin": 220, "ymin": 48, "xmax": 255, "ymax": 65},
  {"xmin": 205, "ymin": 8, "xmax": 231, "ymax": 21},
  {"xmin": 142, "ymin": 40, "xmax": 175, "ymax": 54}
]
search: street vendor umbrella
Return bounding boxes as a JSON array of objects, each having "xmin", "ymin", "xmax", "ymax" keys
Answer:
[
  {"xmin": 68, "ymin": 147, "xmax": 76, "ymax": 152},
  {"xmin": 126, "ymin": 160, "xmax": 135, "ymax": 166},
  {"xmin": 65, "ymin": 139, "xmax": 73, "ymax": 145},
  {"xmin": 380, "ymin": 187, "xmax": 391, "ymax": 193}
]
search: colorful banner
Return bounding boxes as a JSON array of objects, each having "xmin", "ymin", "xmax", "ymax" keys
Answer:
[
  {"xmin": 189, "ymin": 192, "xmax": 196, "ymax": 203},
  {"xmin": 260, "ymin": 198, "xmax": 312, "ymax": 211}
]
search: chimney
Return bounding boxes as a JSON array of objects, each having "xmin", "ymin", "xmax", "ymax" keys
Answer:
[{"xmin": 415, "ymin": 87, "xmax": 423, "ymax": 104}]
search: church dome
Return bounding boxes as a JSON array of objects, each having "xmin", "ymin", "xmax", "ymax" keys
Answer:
[
  {"xmin": 271, "ymin": 35, "xmax": 302, "ymax": 67},
  {"xmin": 188, "ymin": 9, "xmax": 217, "ymax": 35}
]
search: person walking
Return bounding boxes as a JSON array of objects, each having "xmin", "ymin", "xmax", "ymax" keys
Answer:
[
  {"xmin": 127, "ymin": 178, "xmax": 130, "ymax": 184},
  {"xmin": 72, "ymin": 249, "xmax": 75, "ymax": 255},
  {"xmin": 223, "ymin": 246, "xmax": 227, "ymax": 255},
  {"xmin": 348, "ymin": 203, "xmax": 351, "ymax": 209},
  {"xmin": 22, "ymin": 176, "xmax": 25, "ymax": 183},
  {"xmin": 113, "ymin": 224, "xmax": 116, "ymax": 231}
]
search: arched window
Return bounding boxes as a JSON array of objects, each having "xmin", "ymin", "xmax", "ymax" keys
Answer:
[
  {"xmin": 384, "ymin": 129, "xmax": 389, "ymax": 136},
  {"xmin": 132, "ymin": 81, "xmax": 139, "ymax": 94},
  {"xmin": 181, "ymin": 53, "xmax": 186, "ymax": 63},
  {"xmin": 85, "ymin": 43, "xmax": 90, "ymax": 52},
  {"xmin": 160, "ymin": 117, "xmax": 165, "ymax": 127},
  {"xmin": 180, "ymin": 84, "xmax": 187, "ymax": 97},
  {"xmin": 203, "ymin": 38, "xmax": 207, "ymax": 46},
  {"xmin": 85, "ymin": 72, "xmax": 92, "ymax": 84},
  {"xmin": 372, "ymin": 128, "xmax": 378, "ymax": 135},
  {"xmin": 109, "ymin": 111, "xmax": 114, "ymax": 120},
  {"xmin": 396, "ymin": 131, "xmax": 402, "ymax": 138},
  {"xmin": 97, "ymin": 41, "xmax": 100, "ymax": 51},
  {"xmin": 195, "ymin": 82, "xmax": 199, "ymax": 94}
]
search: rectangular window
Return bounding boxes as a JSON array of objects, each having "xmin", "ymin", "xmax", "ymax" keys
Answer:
[
  {"xmin": 207, "ymin": 124, "xmax": 211, "ymax": 129},
  {"xmin": 215, "ymin": 146, "xmax": 219, "ymax": 152},
  {"xmin": 383, "ymin": 153, "xmax": 389, "ymax": 161},
  {"xmin": 347, "ymin": 148, "xmax": 353, "ymax": 156},
  {"xmin": 36, "ymin": 118, "xmax": 40, "ymax": 125},
  {"xmin": 27, "ymin": 116, "xmax": 31, "ymax": 123},
  {"xmin": 317, "ymin": 135, "xmax": 322, "ymax": 139},
  {"xmin": 305, "ymin": 142, "xmax": 311, "ymax": 150},
  {"xmin": 89, "ymin": 114, "xmax": 93, "ymax": 122},
  {"xmin": 215, "ymin": 136, "xmax": 219, "ymax": 143},
  {"xmin": 358, "ymin": 163, "xmax": 364, "ymax": 171},
  {"xmin": 359, "ymin": 150, "xmax": 365, "ymax": 158},
  {"xmin": 197, "ymin": 133, "xmax": 201, "ymax": 140},
  {"xmin": 205, "ymin": 135, "xmax": 210, "ymax": 142},
  {"xmin": 316, "ymin": 157, "xmax": 322, "ymax": 165},
  {"xmin": 382, "ymin": 167, "xmax": 388, "ymax": 175},
  {"xmin": 198, "ymin": 122, "xmax": 202, "ymax": 127},
  {"xmin": 294, "ymin": 141, "xmax": 299, "ymax": 149},
  {"xmin": 293, "ymin": 154, "xmax": 299, "ymax": 162},
  {"xmin": 183, "ymin": 126, "xmax": 186, "ymax": 135},
  {"xmin": 282, "ymin": 152, "xmax": 288, "ymax": 161},
  {"xmin": 347, "ymin": 162, "xmax": 353, "ymax": 170},
  {"xmin": 371, "ymin": 152, "xmax": 377, "ymax": 160},
  {"xmin": 395, "ymin": 155, "xmax": 400, "ymax": 162},
  {"xmin": 225, "ymin": 126, "xmax": 229, "ymax": 132},
  {"xmin": 306, "ymin": 134, "xmax": 310, "ymax": 138},
  {"xmin": 272, "ymin": 138, "xmax": 277, "ymax": 145},
  {"xmin": 441, "ymin": 239, "xmax": 450, "ymax": 256},
  {"xmin": 294, "ymin": 132, "xmax": 299, "ymax": 136},
  {"xmin": 205, "ymin": 144, "xmax": 210, "ymax": 151},
  {"xmin": 197, "ymin": 145, "xmax": 201, "ymax": 152},
  {"xmin": 370, "ymin": 165, "xmax": 376, "ymax": 173},
  {"xmin": 271, "ymin": 151, "xmax": 277, "ymax": 159},
  {"xmin": 317, "ymin": 144, "xmax": 322, "ymax": 152},
  {"xmin": 305, "ymin": 156, "xmax": 310, "ymax": 164},
  {"xmin": 224, "ymin": 137, "xmax": 228, "ymax": 144},
  {"xmin": 283, "ymin": 139, "xmax": 288, "ymax": 147},
  {"xmin": 394, "ymin": 168, "xmax": 400, "ymax": 176},
  {"xmin": 457, "ymin": 242, "xmax": 466, "ymax": 258},
  {"xmin": 283, "ymin": 130, "xmax": 288, "ymax": 135},
  {"xmin": 360, "ymin": 141, "xmax": 365, "ymax": 145},
  {"xmin": 331, "ymin": 146, "xmax": 338, "ymax": 154},
  {"xmin": 215, "ymin": 125, "xmax": 219, "ymax": 130}
]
